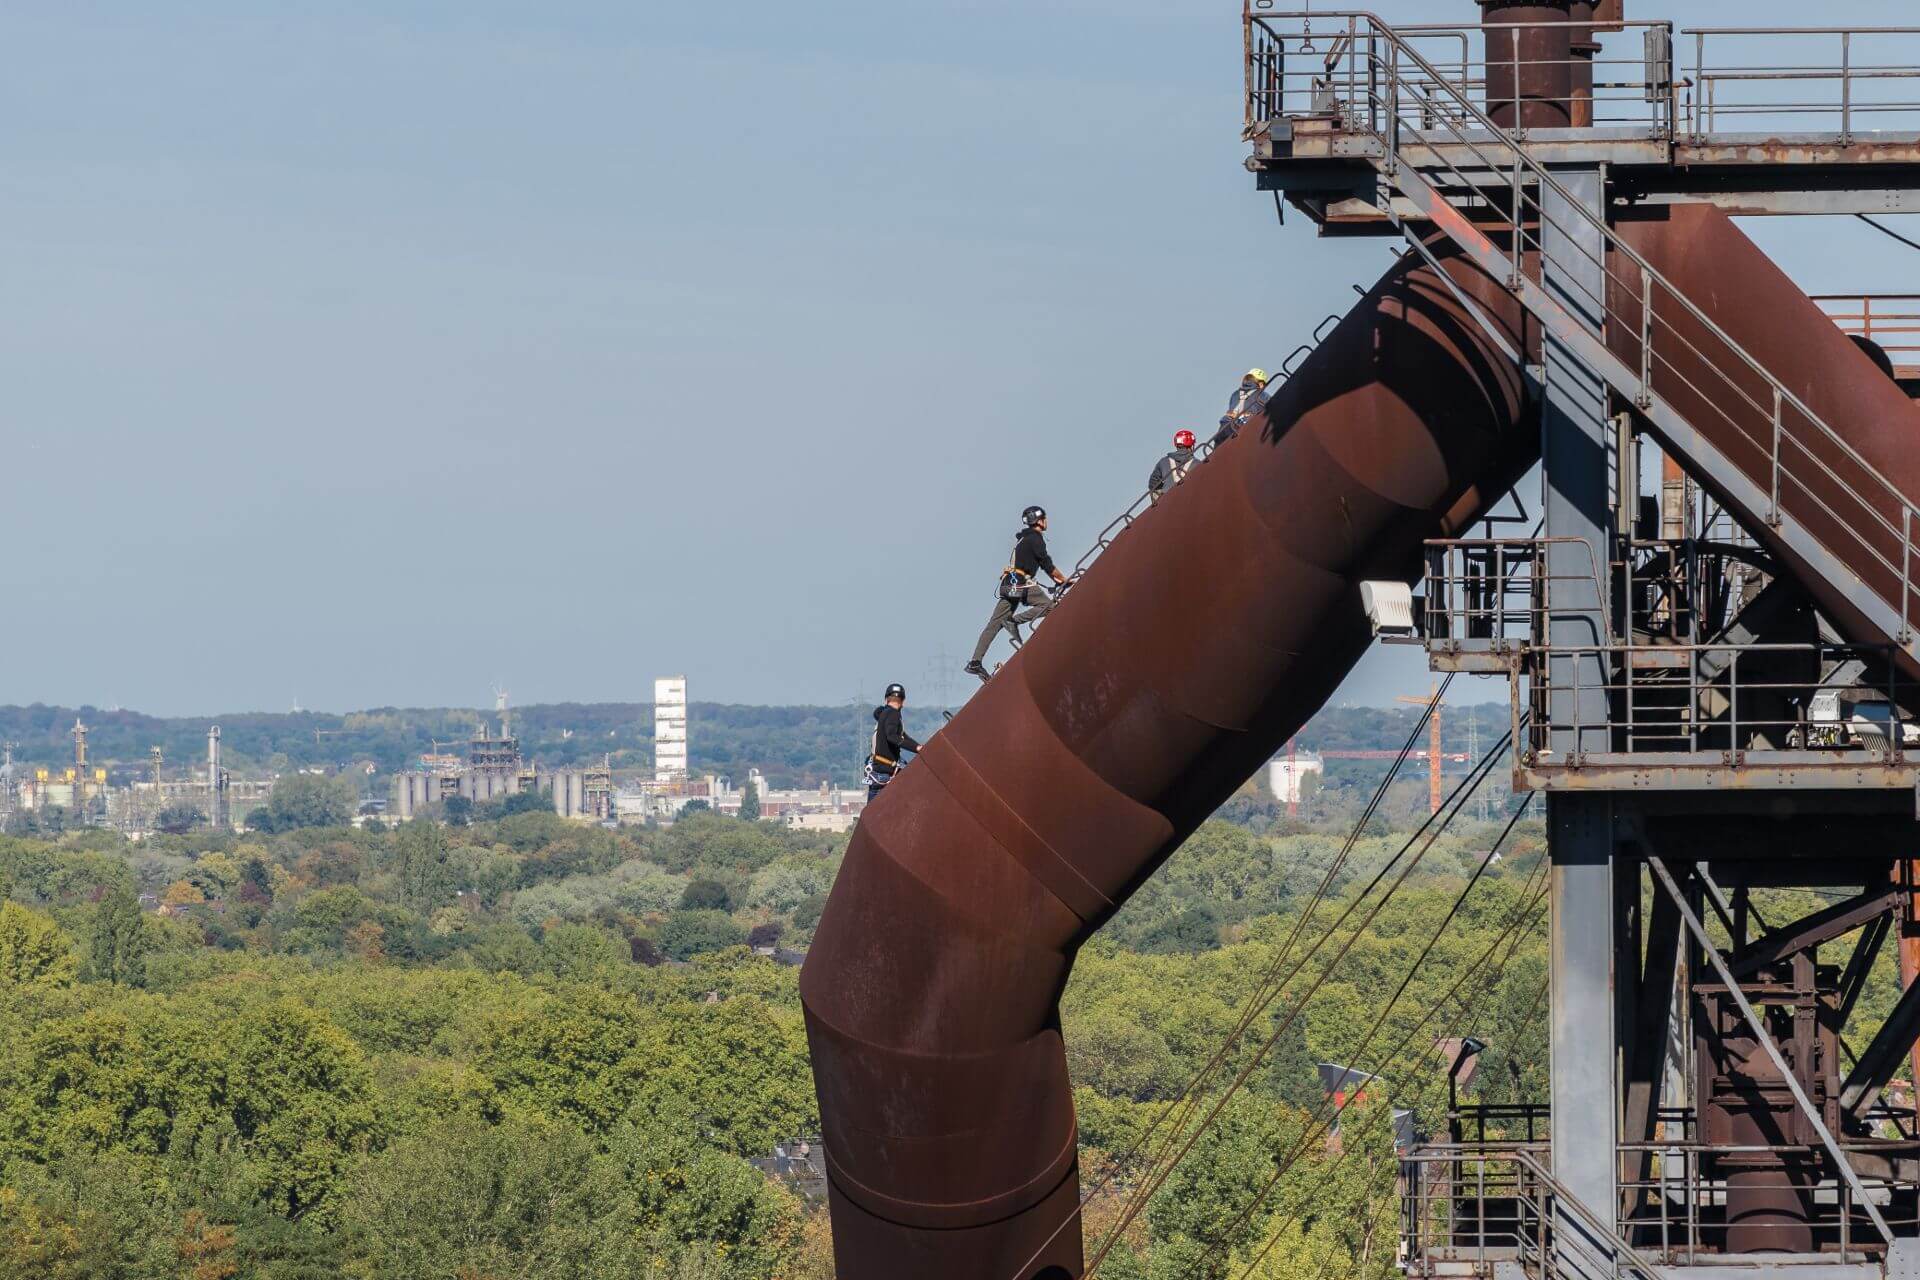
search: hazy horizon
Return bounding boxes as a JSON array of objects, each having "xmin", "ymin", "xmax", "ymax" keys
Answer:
[{"xmin": 0, "ymin": 689, "xmax": 1515, "ymax": 719}]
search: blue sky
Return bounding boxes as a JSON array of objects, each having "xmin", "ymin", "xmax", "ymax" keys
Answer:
[{"xmin": 3, "ymin": 0, "xmax": 1909, "ymax": 714}]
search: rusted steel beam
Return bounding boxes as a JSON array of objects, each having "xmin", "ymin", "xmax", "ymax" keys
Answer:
[
  {"xmin": 1730, "ymin": 885, "xmax": 1901, "ymax": 978},
  {"xmin": 1621, "ymin": 876, "xmax": 1681, "ymax": 1219},
  {"xmin": 799, "ymin": 237, "xmax": 1540, "ymax": 1280},
  {"xmin": 1837, "ymin": 910, "xmax": 1890, "ymax": 1028},
  {"xmin": 1611, "ymin": 204, "xmax": 1920, "ymax": 682},
  {"xmin": 1647, "ymin": 854, "xmax": 1895, "ymax": 1245},
  {"xmin": 1901, "ymin": 858, "xmax": 1920, "ymax": 1091},
  {"xmin": 1843, "ymin": 968, "xmax": 1920, "ymax": 1117}
]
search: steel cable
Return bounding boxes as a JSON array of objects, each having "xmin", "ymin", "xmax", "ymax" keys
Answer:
[
  {"xmin": 1225, "ymin": 861, "xmax": 1550, "ymax": 1280},
  {"xmin": 998, "ymin": 682, "xmax": 1453, "ymax": 1280},
  {"xmin": 1249, "ymin": 861, "xmax": 1554, "ymax": 1280},
  {"xmin": 1081, "ymin": 721, "xmax": 1518, "ymax": 1274},
  {"xmin": 1081, "ymin": 693, "xmax": 1467, "ymax": 1259},
  {"xmin": 1204, "ymin": 794, "xmax": 1541, "ymax": 1274}
]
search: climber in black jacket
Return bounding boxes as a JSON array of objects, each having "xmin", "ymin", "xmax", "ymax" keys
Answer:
[{"xmin": 865, "ymin": 683, "xmax": 922, "ymax": 800}]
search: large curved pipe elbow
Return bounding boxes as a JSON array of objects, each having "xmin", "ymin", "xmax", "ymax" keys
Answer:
[{"xmin": 800, "ymin": 240, "xmax": 1541, "ymax": 1279}]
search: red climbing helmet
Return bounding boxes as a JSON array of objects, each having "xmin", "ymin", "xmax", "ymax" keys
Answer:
[{"xmin": 1173, "ymin": 429, "xmax": 1196, "ymax": 449}]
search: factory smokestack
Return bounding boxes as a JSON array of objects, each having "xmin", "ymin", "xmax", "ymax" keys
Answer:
[{"xmin": 207, "ymin": 725, "xmax": 223, "ymax": 829}]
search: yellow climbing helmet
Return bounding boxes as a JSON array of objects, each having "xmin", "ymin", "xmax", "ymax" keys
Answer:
[{"xmin": 1245, "ymin": 367, "xmax": 1269, "ymax": 384}]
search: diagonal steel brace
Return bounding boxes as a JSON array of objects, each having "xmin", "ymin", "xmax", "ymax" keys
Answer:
[{"xmin": 1646, "ymin": 852, "xmax": 1895, "ymax": 1245}]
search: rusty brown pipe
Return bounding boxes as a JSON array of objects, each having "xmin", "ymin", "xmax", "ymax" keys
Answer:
[
  {"xmin": 799, "ymin": 240, "xmax": 1541, "ymax": 1280},
  {"xmin": 1567, "ymin": 1, "xmax": 1599, "ymax": 128},
  {"xmin": 1480, "ymin": 0, "xmax": 1575, "ymax": 130},
  {"xmin": 1610, "ymin": 204, "xmax": 1920, "ymax": 681}
]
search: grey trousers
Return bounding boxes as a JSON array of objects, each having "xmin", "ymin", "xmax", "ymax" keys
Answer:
[{"xmin": 971, "ymin": 585, "xmax": 1053, "ymax": 664}]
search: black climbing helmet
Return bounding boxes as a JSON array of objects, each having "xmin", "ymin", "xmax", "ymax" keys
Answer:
[
  {"xmin": 1022, "ymin": 505, "xmax": 1047, "ymax": 528},
  {"xmin": 885, "ymin": 683, "xmax": 907, "ymax": 701}
]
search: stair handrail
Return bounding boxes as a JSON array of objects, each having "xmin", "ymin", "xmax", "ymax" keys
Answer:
[
  {"xmin": 1508, "ymin": 1149, "xmax": 1668, "ymax": 1280},
  {"xmin": 978, "ymin": 311, "xmax": 1351, "ymax": 665},
  {"xmin": 1254, "ymin": 10, "xmax": 1920, "ymax": 641},
  {"xmin": 1061, "ymin": 310, "xmax": 1348, "ymax": 584}
]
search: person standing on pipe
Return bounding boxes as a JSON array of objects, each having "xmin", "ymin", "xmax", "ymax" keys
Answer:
[
  {"xmin": 1212, "ymin": 366, "xmax": 1270, "ymax": 446},
  {"xmin": 863, "ymin": 683, "xmax": 921, "ymax": 801},
  {"xmin": 964, "ymin": 506, "xmax": 1068, "ymax": 681},
  {"xmin": 1148, "ymin": 429, "xmax": 1198, "ymax": 501}
]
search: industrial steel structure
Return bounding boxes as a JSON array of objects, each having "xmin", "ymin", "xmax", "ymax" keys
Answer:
[
  {"xmin": 388, "ymin": 695, "xmax": 611, "ymax": 822},
  {"xmin": 799, "ymin": 4, "xmax": 1920, "ymax": 1278}
]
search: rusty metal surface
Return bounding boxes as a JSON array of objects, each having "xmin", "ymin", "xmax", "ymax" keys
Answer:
[
  {"xmin": 1675, "ymin": 136, "xmax": 1920, "ymax": 167},
  {"xmin": 799, "ymin": 238, "xmax": 1540, "ymax": 1279},
  {"xmin": 1480, "ymin": 2, "xmax": 1575, "ymax": 130},
  {"xmin": 1609, "ymin": 204, "xmax": 1920, "ymax": 681},
  {"xmin": 1517, "ymin": 757, "xmax": 1920, "ymax": 793}
]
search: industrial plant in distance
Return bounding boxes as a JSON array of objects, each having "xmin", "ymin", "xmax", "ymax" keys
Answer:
[{"xmin": 0, "ymin": 678, "xmax": 871, "ymax": 837}]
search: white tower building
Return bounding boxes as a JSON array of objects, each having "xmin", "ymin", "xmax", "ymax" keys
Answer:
[{"xmin": 654, "ymin": 676, "xmax": 688, "ymax": 782}]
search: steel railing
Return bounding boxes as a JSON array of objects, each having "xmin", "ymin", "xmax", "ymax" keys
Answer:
[
  {"xmin": 1422, "ymin": 537, "xmax": 1608, "ymax": 651},
  {"xmin": 994, "ymin": 310, "xmax": 1350, "ymax": 659},
  {"xmin": 1247, "ymin": 14, "xmax": 1679, "ymax": 136},
  {"xmin": 1422, "ymin": 537, "xmax": 1915, "ymax": 760},
  {"xmin": 1244, "ymin": 10, "xmax": 1920, "ymax": 665},
  {"xmin": 1402, "ymin": 1145, "xmax": 1667, "ymax": 1279},
  {"xmin": 1816, "ymin": 294, "xmax": 1920, "ymax": 371},
  {"xmin": 1619, "ymin": 1138, "xmax": 1920, "ymax": 1264},
  {"xmin": 1688, "ymin": 27, "xmax": 1920, "ymax": 140},
  {"xmin": 1247, "ymin": 9, "xmax": 1920, "ymax": 141},
  {"xmin": 1407, "ymin": 1136, "xmax": 1920, "ymax": 1271},
  {"xmin": 1526, "ymin": 640, "xmax": 1914, "ymax": 758},
  {"xmin": 1061, "ymin": 311, "xmax": 1346, "ymax": 580}
]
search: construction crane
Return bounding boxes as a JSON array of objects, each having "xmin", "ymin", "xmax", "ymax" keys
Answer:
[{"xmin": 1395, "ymin": 686, "xmax": 1444, "ymax": 814}]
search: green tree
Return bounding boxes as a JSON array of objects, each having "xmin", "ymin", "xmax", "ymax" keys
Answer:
[
  {"xmin": 501, "ymin": 788, "xmax": 552, "ymax": 817},
  {"xmin": 1140, "ymin": 1095, "xmax": 1289, "ymax": 1280},
  {"xmin": 85, "ymin": 887, "xmax": 152, "ymax": 987},
  {"xmin": 791, "ymin": 893, "xmax": 829, "ymax": 932},
  {"xmin": 1134, "ymin": 904, "xmax": 1222, "ymax": 955},
  {"xmin": 223, "ymin": 1000, "xmax": 381, "ymax": 1220},
  {"xmin": 341, "ymin": 1115, "xmax": 606, "ymax": 1280},
  {"xmin": 633, "ymin": 997, "xmax": 818, "ymax": 1157},
  {"xmin": 392, "ymin": 819, "xmax": 454, "ymax": 911},
  {"xmin": 480, "ymin": 987, "xmax": 651, "ymax": 1133},
  {"xmin": 0, "ymin": 900, "xmax": 77, "ymax": 991},
  {"xmin": 737, "ymin": 777, "xmax": 760, "ymax": 823},
  {"xmin": 154, "ymin": 804, "xmax": 206, "ymax": 835},
  {"xmin": 459, "ymin": 923, "xmax": 543, "ymax": 975},
  {"xmin": 541, "ymin": 924, "xmax": 629, "ymax": 982},
  {"xmin": 261, "ymin": 773, "xmax": 358, "ymax": 832},
  {"xmin": 1267, "ymin": 997, "xmax": 1323, "ymax": 1111},
  {"xmin": 746, "ymin": 859, "xmax": 835, "ymax": 914},
  {"xmin": 1065, "ymin": 1006, "xmax": 1180, "ymax": 1102},
  {"xmin": 657, "ymin": 814, "xmax": 785, "ymax": 874},
  {"xmin": 659, "ymin": 911, "xmax": 747, "ymax": 961},
  {"xmin": 680, "ymin": 877, "xmax": 733, "ymax": 912},
  {"xmin": 599, "ymin": 1107, "xmax": 804, "ymax": 1278}
]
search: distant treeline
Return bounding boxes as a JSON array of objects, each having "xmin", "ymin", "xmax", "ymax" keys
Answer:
[
  {"xmin": 0, "ymin": 702, "xmax": 948, "ymax": 789},
  {"xmin": 0, "ymin": 698, "xmax": 1509, "ymax": 789}
]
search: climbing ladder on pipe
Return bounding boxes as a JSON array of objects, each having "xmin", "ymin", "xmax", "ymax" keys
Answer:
[{"xmin": 1284, "ymin": 14, "xmax": 1920, "ymax": 679}]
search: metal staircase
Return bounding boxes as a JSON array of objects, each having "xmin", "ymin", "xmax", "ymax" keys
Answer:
[{"xmin": 1260, "ymin": 13, "xmax": 1920, "ymax": 677}]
